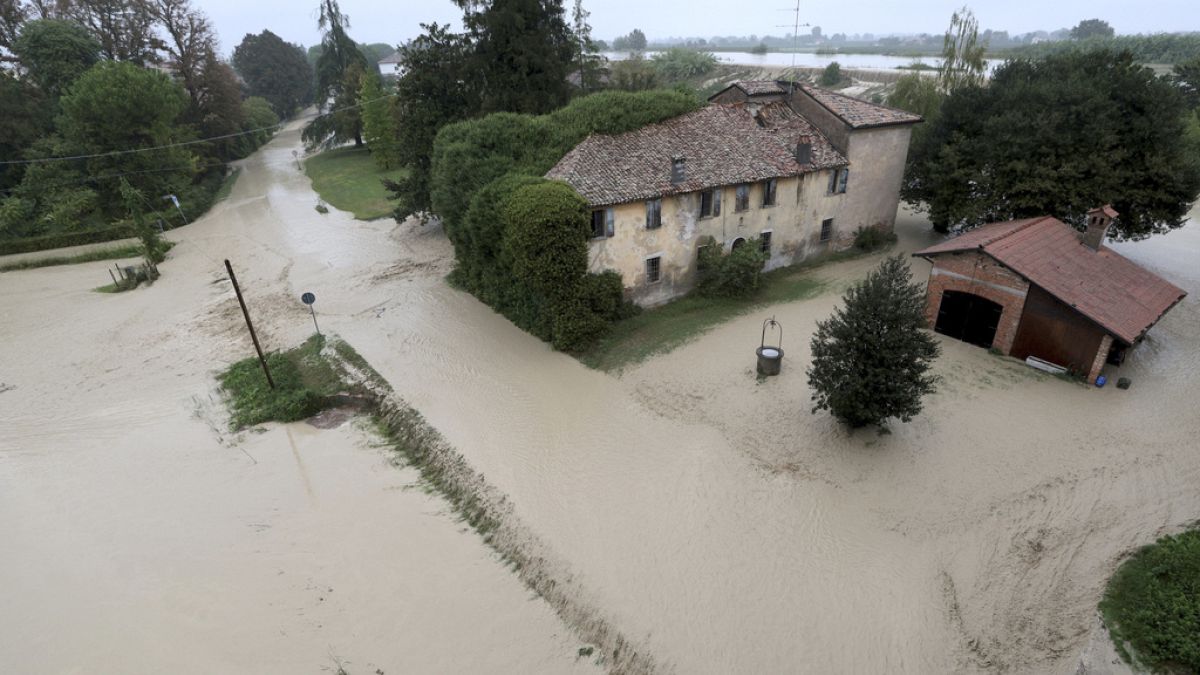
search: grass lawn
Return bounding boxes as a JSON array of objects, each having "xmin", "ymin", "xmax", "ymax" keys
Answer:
[
  {"xmin": 219, "ymin": 334, "xmax": 349, "ymax": 429},
  {"xmin": 1099, "ymin": 528, "xmax": 1200, "ymax": 673},
  {"xmin": 577, "ymin": 245, "xmax": 890, "ymax": 372},
  {"xmin": 304, "ymin": 146, "xmax": 407, "ymax": 220}
]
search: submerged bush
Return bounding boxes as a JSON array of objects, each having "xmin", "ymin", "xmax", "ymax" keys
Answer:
[
  {"xmin": 1100, "ymin": 529, "xmax": 1200, "ymax": 672},
  {"xmin": 696, "ymin": 236, "xmax": 768, "ymax": 298},
  {"xmin": 853, "ymin": 225, "xmax": 898, "ymax": 251}
]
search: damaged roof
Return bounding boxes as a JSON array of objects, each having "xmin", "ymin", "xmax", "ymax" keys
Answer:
[
  {"xmin": 915, "ymin": 217, "xmax": 1187, "ymax": 344},
  {"xmin": 794, "ymin": 83, "xmax": 923, "ymax": 129},
  {"xmin": 546, "ymin": 101, "xmax": 847, "ymax": 207}
]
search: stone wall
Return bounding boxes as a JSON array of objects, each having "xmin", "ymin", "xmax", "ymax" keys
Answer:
[{"xmin": 922, "ymin": 251, "xmax": 1030, "ymax": 354}]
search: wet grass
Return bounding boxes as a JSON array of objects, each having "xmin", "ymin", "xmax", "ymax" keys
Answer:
[
  {"xmin": 214, "ymin": 168, "xmax": 241, "ymax": 202},
  {"xmin": 0, "ymin": 243, "xmax": 150, "ymax": 272},
  {"xmin": 304, "ymin": 146, "xmax": 407, "ymax": 220},
  {"xmin": 1099, "ymin": 528, "xmax": 1200, "ymax": 673},
  {"xmin": 219, "ymin": 334, "xmax": 348, "ymax": 429},
  {"xmin": 578, "ymin": 246, "xmax": 885, "ymax": 372}
]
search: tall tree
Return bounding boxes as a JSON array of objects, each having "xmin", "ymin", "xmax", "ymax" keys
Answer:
[
  {"xmin": 231, "ymin": 30, "xmax": 313, "ymax": 119},
  {"xmin": 11, "ymin": 18, "xmax": 101, "ymax": 97},
  {"xmin": 938, "ymin": 6, "xmax": 986, "ymax": 93},
  {"xmin": 0, "ymin": 0, "xmax": 26, "ymax": 62},
  {"xmin": 1173, "ymin": 56, "xmax": 1200, "ymax": 110},
  {"xmin": 903, "ymin": 50, "xmax": 1200, "ymax": 238},
  {"xmin": 384, "ymin": 22, "xmax": 477, "ymax": 218},
  {"xmin": 151, "ymin": 0, "xmax": 213, "ymax": 115},
  {"xmin": 1071, "ymin": 19, "xmax": 1115, "ymax": 40},
  {"xmin": 303, "ymin": 0, "xmax": 370, "ymax": 147},
  {"xmin": 358, "ymin": 70, "xmax": 399, "ymax": 168},
  {"xmin": 458, "ymin": 0, "xmax": 574, "ymax": 114},
  {"xmin": 569, "ymin": 0, "xmax": 602, "ymax": 93},
  {"xmin": 807, "ymin": 255, "xmax": 940, "ymax": 429},
  {"xmin": 65, "ymin": 0, "xmax": 160, "ymax": 63},
  {"xmin": 0, "ymin": 71, "xmax": 50, "ymax": 189}
]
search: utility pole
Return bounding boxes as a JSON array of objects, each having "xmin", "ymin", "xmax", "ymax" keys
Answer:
[{"xmin": 224, "ymin": 259, "xmax": 274, "ymax": 389}]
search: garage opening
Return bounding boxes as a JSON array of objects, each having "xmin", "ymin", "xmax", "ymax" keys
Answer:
[{"xmin": 934, "ymin": 290, "xmax": 1003, "ymax": 348}]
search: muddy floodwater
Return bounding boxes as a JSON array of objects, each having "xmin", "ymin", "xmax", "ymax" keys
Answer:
[{"xmin": 3, "ymin": 115, "xmax": 1199, "ymax": 674}]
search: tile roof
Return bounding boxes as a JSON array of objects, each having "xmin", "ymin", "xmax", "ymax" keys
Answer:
[
  {"xmin": 795, "ymin": 83, "xmax": 923, "ymax": 129},
  {"xmin": 915, "ymin": 217, "xmax": 1187, "ymax": 344},
  {"xmin": 546, "ymin": 101, "xmax": 847, "ymax": 207},
  {"xmin": 730, "ymin": 80, "xmax": 787, "ymax": 96}
]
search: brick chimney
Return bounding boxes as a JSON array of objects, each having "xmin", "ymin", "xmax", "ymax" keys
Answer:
[
  {"xmin": 795, "ymin": 135, "xmax": 813, "ymax": 165},
  {"xmin": 1082, "ymin": 204, "xmax": 1118, "ymax": 251}
]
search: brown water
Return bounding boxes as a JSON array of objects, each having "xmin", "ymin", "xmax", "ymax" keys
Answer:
[{"xmin": 3, "ymin": 115, "xmax": 1198, "ymax": 674}]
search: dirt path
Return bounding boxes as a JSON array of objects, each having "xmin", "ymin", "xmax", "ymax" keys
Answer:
[
  {"xmin": 4, "ymin": 112, "xmax": 1197, "ymax": 674},
  {"xmin": 0, "ymin": 119, "xmax": 597, "ymax": 674}
]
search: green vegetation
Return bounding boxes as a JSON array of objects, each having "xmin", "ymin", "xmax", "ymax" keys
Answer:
[
  {"xmin": 0, "ymin": 243, "xmax": 145, "ymax": 272},
  {"xmin": 808, "ymin": 255, "xmax": 940, "ymax": 429},
  {"xmin": 232, "ymin": 30, "xmax": 314, "ymax": 119},
  {"xmin": 214, "ymin": 169, "xmax": 241, "ymax": 202},
  {"xmin": 305, "ymin": 146, "xmax": 407, "ymax": 219},
  {"xmin": 219, "ymin": 335, "xmax": 347, "ymax": 429},
  {"xmin": 650, "ymin": 48, "xmax": 719, "ymax": 80},
  {"xmin": 578, "ymin": 260, "xmax": 840, "ymax": 372},
  {"xmin": 303, "ymin": 0, "xmax": 372, "ymax": 150},
  {"xmin": 819, "ymin": 61, "xmax": 842, "ymax": 86},
  {"xmin": 1100, "ymin": 529, "xmax": 1200, "ymax": 672},
  {"xmin": 1004, "ymin": 32, "xmax": 1200, "ymax": 65},
  {"xmin": 696, "ymin": 237, "xmax": 768, "ymax": 298},
  {"xmin": 903, "ymin": 50, "xmax": 1200, "ymax": 238}
]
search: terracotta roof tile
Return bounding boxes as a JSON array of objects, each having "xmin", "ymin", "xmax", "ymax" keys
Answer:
[
  {"xmin": 796, "ymin": 83, "xmax": 923, "ymax": 128},
  {"xmin": 733, "ymin": 80, "xmax": 787, "ymax": 96},
  {"xmin": 915, "ymin": 218, "xmax": 1187, "ymax": 344},
  {"xmin": 546, "ymin": 101, "xmax": 847, "ymax": 206}
]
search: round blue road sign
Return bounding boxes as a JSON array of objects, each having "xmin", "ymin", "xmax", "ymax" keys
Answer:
[{"xmin": 301, "ymin": 292, "xmax": 316, "ymax": 305}]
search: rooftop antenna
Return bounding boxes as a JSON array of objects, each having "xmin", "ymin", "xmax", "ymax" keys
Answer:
[{"xmin": 776, "ymin": 0, "xmax": 811, "ymax": 94}]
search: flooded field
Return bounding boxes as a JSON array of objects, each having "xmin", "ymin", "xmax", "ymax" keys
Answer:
[{"xmin": 2, "ymin": 115, "xmax": 1197, "ymax": 674}]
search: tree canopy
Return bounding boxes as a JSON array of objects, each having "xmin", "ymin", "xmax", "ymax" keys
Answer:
[
  {"xmin": 303, "ymin": 0, "xmax": 371, "ymax": 148},
  {"xmin": 1071, "ymin": 19, "xmax": 1115, "ymax": 40},
  {"xmin": 11, "ymin": 18, "xmax": 100, "ymax": 97},
  {"xmin": 902, "ymin": 50, "xmax": 1200, "ymax": 238},
  {"xmin": 808, "ymin": 255, "xmax": 940, "ymax": 429},
  {"xmin": 232, "ymin": 30, "xmax": 313, "ymax": 119},
  {"xmin": 612, "ymin": 28, "xmax": 646, "ymax": 51}
]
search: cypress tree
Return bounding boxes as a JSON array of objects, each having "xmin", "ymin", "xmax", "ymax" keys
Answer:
[{"xmin": 807, "ymin": 255, "xmax": 940, "ymax": 429}]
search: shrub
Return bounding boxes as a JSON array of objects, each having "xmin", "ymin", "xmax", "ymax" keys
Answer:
[
  {"xmin": 853, "ymin": 225, "xmax": 898, "ymax": 251},
  {"xmin": 697, "ymin": 237, "xmax": 768, "ymax": 298},
  {"xmin": 1099, "ymin": 529, "xmax": 1200, "ymax": 672},
  {"xmin": 820, "ymin": 61, "xmax": 843, "ymax": 86},
  {"xmin": 650, "ymin": 48, "xmax": 719, "ymax": 81},
  {"xmin": 0, "ymin": 223, "xmax": 132, "ymax": 255}
]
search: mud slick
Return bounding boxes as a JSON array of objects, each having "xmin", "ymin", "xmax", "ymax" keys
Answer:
[{"xmin": 3, "ymin": 113, "xmax": 1199, "ymax": 674}]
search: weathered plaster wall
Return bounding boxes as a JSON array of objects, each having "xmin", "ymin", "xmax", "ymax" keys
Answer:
[
  {"xmin": 785, "ymin": 90, "xmax": 852, "ymax": 152},
  {"xmin": 844, "ymin": 125, "xmax": 912, "ymax": 233},
  {"xmin": 588, "ymin": 174, "xmax": 862, "ymax": 306}
]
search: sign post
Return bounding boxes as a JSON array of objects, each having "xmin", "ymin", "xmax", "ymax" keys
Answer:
[
  {"xmin": 301, "ymin": 292, "xmax": 320, "ymax": 336},
  {"xmin": 163, "ymin": 194, "xmax": 187, "ymax": 225}
]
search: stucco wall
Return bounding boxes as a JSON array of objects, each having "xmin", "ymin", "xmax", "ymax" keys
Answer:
[
  {"xmin": 588, "ymin": 173, "xmax": 863, "ymax": 306},
  {"xmin": 844, "ymin": 125, "xmax": 912, "ymax": 233}
]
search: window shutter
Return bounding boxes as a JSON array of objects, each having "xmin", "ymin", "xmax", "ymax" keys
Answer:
[
  {"xmin": 838, "ymin": 169, "xmax": 849, "ymax": 193},
  {"xmin": 713, "ymin": 188, "xmax": 721, "ymax": 216},
  {"xmin": 605, "ymin": 208, "xmax": 614, "ymax": 237},
  {"xmin": 828, "ymin": 170, "xmax": 838, "ymax": 193}
]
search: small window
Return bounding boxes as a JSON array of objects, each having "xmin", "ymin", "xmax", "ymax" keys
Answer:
[
  {"xmin": 645, "ymin": 256, "xmax": 661, "ymax": 283},
  {"xmin": 735, "ymin": 184, "xmax": 750, "ymax": 212},
  {"xmin": 700, "ymin": 188, "xmax": 721, "ymax": 218},
  {"xmin": 820, "ymin": 218, "xmax": 834, "ymax": 242},
  {"xmin": 645, "ymin": 198, "xmax": 662, "ymax": 229},
  {"xmin": 762, "ymin": 179, "xmax": 777, "ymax": 207},
  {"xmin": 828, "ymin": 168, "xmax": 849, "ymax": 194},
  {"xmin": 590, "ymin": 208, "xmax": 614, "ymax": 238},
  {"xmin": 760, "ymin": 231, "xmax": 772, "ymax": 253}
]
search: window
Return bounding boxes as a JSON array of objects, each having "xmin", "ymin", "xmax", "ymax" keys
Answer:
[
  {"xmin": 645, "ymin": 256, "xmax": 662, "ymax": 283},
  {"xmin": 820, "ymin": 218, "xmax": 834, "ymax": 242},
  {"xmin": 645, "ymin": 198, "xmax": 662, "ymax": 229},
  {"xmin": 700, "ymin": 188, "xmax": 721, "ymax": 218},
  {"xmin": 760, "ymin": 231, "xmax": 772, "ymax": 253},
  {"xmin": 590, "ymin": 208, "xmax": 614, "ymax": 239},
  {"xmin": 762, "ymin": 178, "xmax": 777, "ymax": 207},
  {"xmin": 735, "ymin": 184, "xmax": 750, "ymax": 212},
  {"xmin": 731, "ymin": 237, "xmax": 747, "ymax": 251},
  {"xmin": 828, "ymin": 168, "xmax": 849, "ymax": 194}
]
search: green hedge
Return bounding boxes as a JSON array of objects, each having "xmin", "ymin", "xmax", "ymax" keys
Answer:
[{"xmin": 0, "ymin": 224, "xmax": 132, "ymax": 256}]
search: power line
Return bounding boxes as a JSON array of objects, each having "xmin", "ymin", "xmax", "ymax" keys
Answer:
[{"xmin": 0, "ymin": 93, "xmax": 399, "ymax": 167}]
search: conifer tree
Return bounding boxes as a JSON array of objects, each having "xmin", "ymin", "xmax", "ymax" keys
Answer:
[
  {"xmin": 807, "ymin": 255, "xmax": 940, "ymax": 429},
  {"xmin": 359, "ymin": 70, "xmax": 399, "ymax": 168}
]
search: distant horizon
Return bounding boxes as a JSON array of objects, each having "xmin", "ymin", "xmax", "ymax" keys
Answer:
[{"xmin": 196, "ymin": 1, "xmax": 1199, "ymax": 54}]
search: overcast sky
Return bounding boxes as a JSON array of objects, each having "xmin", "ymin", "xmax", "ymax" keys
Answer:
[{"xmin": 199, "ymin": 0, "xmax": 1200, "ymax": 53}]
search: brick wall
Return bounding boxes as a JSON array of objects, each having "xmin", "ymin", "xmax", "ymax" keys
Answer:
[
  {"xmin": 1087, "ymin": 334, "xmax": 1114, "ymax": 384},
  {"xmin": 922, "ymin": 251, "xmax": 1030, "ymax": 354}
]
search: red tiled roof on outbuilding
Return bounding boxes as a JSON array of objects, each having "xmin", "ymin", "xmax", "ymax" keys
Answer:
[{"xmin": 915, "ymin": 217, "xmax": 1187, "ymax": 345}]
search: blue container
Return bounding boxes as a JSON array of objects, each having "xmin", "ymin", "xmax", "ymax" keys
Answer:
[{"xmin": 1095, "ymin": 375, "xmax": 1107, "ymax": 388}]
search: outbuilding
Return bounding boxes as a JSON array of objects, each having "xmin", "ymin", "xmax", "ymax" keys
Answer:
[{"xmin": 913, "ymin": 207, "xmax": 1187, "ymax": 384}]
